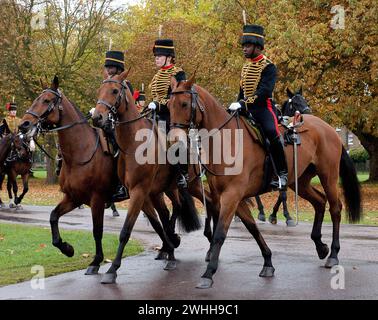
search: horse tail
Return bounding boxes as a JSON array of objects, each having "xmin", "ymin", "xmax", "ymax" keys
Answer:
[
  {"xmin": 177, "ymin": 188, "xmax": 202, "ymax": 232},
  {"xmin": 339, "ymin": 146, "xmax": 362, "ymax": 223}
]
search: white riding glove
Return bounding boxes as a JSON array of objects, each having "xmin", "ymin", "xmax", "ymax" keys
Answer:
[
  {"xmin": 29, "ymin": 138, "xmax": 36, "ymax": 152},
  {"xmin": 228, "ymin": 102, "xmax": 242, "ymax": 111},
  {"xmin": 89, "ymin": 107, "xmax": 96, "ymax": 117},
  {"xmin": 148, "ymin": 102, "xmax": 157, "ymax": 110}
]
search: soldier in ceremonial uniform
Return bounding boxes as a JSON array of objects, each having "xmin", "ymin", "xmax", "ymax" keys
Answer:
[
  {"xmin": 147, "ymin": 39, "xmax": 188, "ymax": 188},
  {"xmin": 133, "ymin": 85, "xmax": 146, "ymax": 112},
  {"xmin": 228, "ymin": 24, "xmax": 288, "ymax": 190},
  {"xmin": 5, "ymin": 102, "xmax": 21, "ymax": 133}
]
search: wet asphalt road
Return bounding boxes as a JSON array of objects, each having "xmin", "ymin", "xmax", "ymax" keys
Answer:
[{"xmin": 0, "ymin": 205, "xmax": 377, "ymax": 300}]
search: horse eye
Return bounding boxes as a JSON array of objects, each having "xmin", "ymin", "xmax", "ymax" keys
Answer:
[
  {"xmin": 44, "ymin": 99, "xmax": 50, "ymax": 104},
  {"xmin": 182, "ymin": 102, "xmax": 188, "ymax": 108},
  {"xmin": 112, "ymin": 89, "xmax": 119, "ymax": 95}
]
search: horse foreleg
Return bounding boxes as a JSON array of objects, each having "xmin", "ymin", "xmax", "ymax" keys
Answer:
[
  {"xmin": 236, "ymin": 200, "xmax": 275, "ymax": 277},
  {"xmin": 254, "ymin": 195, "xmax": 266, "ymax": 222},
  {"xmin": 197, "ymin": 190, "xmax": 241, "ymax": 289},
  {"xmin": 269, "ymin": 195, "xmax": 281, "ymax": 225},
  {"xmin": 50, "ymin": 195, "xmax": 79, "ymax": 257},
  {"xmin": 280, "ymin": 191, "xmax": 295, "ymax": 226},
  {"xmin": 7, "ymin": 173, "xmax": 15, "ymax": 208},
  {"xmin": 85, "ymin": 195, "xmax": 105, "ymax": 275},
  {"xmin": 101, "ymin": 187, "xmax": 145, "ymax": 284},
  {"xmin": 110, "ymin": 202, "xmax": 119, "ymax": 217},
  {"xmin": 15, "ymin": 173, "xmax": 29, "ymax": 205}
]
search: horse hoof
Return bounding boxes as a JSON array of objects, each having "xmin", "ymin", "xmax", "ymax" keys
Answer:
[
  {"xmin": 15, "ymin": 205, "xmax": 23, "ymax": 211},
  {"xmin": 196, "ymin": 277, "xmax": 213, "ymax": 289},
  {"xmin": 269, "ymin": 215, "xmax": 277, "ymax": 225},
  {"xmin": 85, "ymin": 266, "xmax": 100, "ymax": 275},
  {"xmin": 164, "ymin": 260, "xmax": 177, "ymax": 271},
  {"xmin": 286, "ymin": 219, "xmax": 296, "ymax": 227},
  {"xmin": 205, "ymin": 250, "xmax": 211, "ymax": 262},
  {"xmin": 258, "ymin": 213, "xmax": 266, "ymax": 222},
  {"xmin": 0, "ymin": 203, "xmax": 6, "ymax": 208},
  {"xmin": 170, "ymin": 234, "xmax": 181, "ymax": 248},
  {"xmin": 259, "ymin": 266, "xmax": 275, "ymax": 277},
  {"xmin": 101, "ymin": 272, "xmax": 117, "ymax": 284},
  {"xmin": 155, "ymin": 251, "xmax": 168, "ymax": 260},
  {"xmin": 112, "ymin": 211, "xmax": 120, "ymax": 217},
  {"xmin": 325, "ymin": 257, "xmax": 339, "ymax": 268},
  {"xmin": 9, "ymin": 203, "xmax": 16, "ymax": 209},
  {"xmin": 61, "ymin": 242, "xmax": 74, "ymax": 257},
  {"xmin": 316, "ymin": 244, "xmax": 329, "ymax": 260}
]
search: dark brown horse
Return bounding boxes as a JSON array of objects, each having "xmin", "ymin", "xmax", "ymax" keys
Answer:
[
  {"xmin": 0, "ymin": 122, "xmax": 13, "ymax": 208},
  {"xmin": 0, "ymin": 133, "xmax": 32, "ymax": 209},
  {"xmin": 169, "ymin": 76, "xmax": 362, "ymax": 289},
  {"xmin": 92, "ymin": 70, "xmax": 274, "ymax": 285}
]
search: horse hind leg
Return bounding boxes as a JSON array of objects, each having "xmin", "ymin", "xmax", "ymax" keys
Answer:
[
  {"xmin": 15, "ymin": 173, "xmax": 30, "ymax": 206},
  {"xmin": 280, "ymin": 191, "xmax": 295, "ymax": 227},
  {"xmin": 237, "ymin": 200, "xmax": 275, "ymax": 277},
  {"xmin": 50, "ymin": 195, "xmax": 79, "ymax": 257},
  {"xmin": 85, "ymin": 195, "xmax": 105, "ymax": 275},
  {"xmin": 295, "ymin": 170, "xmax": 328, "ymax": 260}
]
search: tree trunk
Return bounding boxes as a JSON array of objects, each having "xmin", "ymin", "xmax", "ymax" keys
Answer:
[
  {"xmin": 353, "ymin": 131, "xmax": 378, "ymax": 182},
  {"xmin": 45, "ymin": 135, "xmax": 58, "ymax": 185}
]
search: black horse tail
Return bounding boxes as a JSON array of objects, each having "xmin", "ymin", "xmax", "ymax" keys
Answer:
[
  {"xmin": 339, "ymin": 146, "xmax": 362, "ymax": 223},
  {"xmin": 177, "ymin": 188, "xmax": 202, "ymax": 232}
]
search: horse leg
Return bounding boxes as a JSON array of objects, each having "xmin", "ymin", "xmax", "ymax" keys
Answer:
[
  {"xmin": 85, "ymin": 195, "xmax": 105, "ymax": 275},
  {"xmin": 269, "ymin": 195, "xmax": 281, "ymax": 224},
  {"xmin": 295, "ymin": 169, "xmax": 328, "ymax": 260},
  {"xmin": 197, "ymin": 191, "xmax": 241, "ymax": 289},
  {"xmin": 281, "ymin": 191, "xmax": 295, "ymax": 226},
  {"xmin": 15, "ymin": 173, "xmax": 29, "ymax": 206},
  {"xmin": 0, "ymin": 173, "xmax": 6, "ymax": 208},
  {"xmin": 143, "ymin": 197, "xmax": 177, "ymax": 270},
  {"xmin": 50, "ymin": 195, "xmax": 79, "ymax": 257},
  {"xmin": 7, "ymin": 174, "xmax": 15, "ymax": 208},
  {"xmin": 237, "ymin": 200, "xmax": 275, "ymax": 277},
  {"xmin": 110, "ymin": 202, "xmax": 119, "ymax": 217},
  {"xmin": 318, "ymin": 173, "xmax": 343, "ymax": 268},
  {"xmin": 255, "ymin": 195, "xmax": 266, "ymax": 222},
  {"xmin": 101, "ymin": 188, "xmax": 147, "ymax": 284}
]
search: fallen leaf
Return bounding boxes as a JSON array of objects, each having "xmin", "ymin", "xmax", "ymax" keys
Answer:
[
  {"xmin": 104, "ymin": 259, "xmax": 112, "ymax": 263},
  {"xmin": 0, "ymin": 236, "xmax": 5, "ymax": 241},
  {"xmin": 39, "ymin": 244, "xmax": 46, "ymax": 248},
  {"xmin": 82, "ymin": 253, "xmax": 90, "ymax": 258}
]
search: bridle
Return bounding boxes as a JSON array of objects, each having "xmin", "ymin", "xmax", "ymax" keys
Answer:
[
  {"xmin": 170, "ymin": 86, "xmax": 204, "ymax": 130},
  {"xmin": 286, "ymin": 94, "xmax": 311, "ymax": 115}
]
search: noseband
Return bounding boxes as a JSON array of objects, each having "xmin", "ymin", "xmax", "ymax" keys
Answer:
[
  {"xmin": 96, "ymin": 79, "xmax": 129, "ymax": 116},
  {"xmin": 170, "ymin": 86, "xmax": 204, "ymax": 130}
]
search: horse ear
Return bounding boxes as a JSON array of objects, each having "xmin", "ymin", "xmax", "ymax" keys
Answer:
[
  {"xmin": 119, "ymin": 67, "xmax": 131, "ymax": 81},
  {"xmin": 286, "ymin": 87, "xmax": 294, "ymax": 98},
  {"xmin": 39, "ymin": 78, "xmax": 47, "ymax": 89},
  {"xmin": 186, "ymin": 72, "xmax": 196, "ymax": 88},
  {"xmin": 298, "ymin": 86, "xmax": 303, "ymax": 95},
  {"xmin": 51, "ymin": 75, "xmax": 59, "ymax": 90},
  {"xmin": 170, "ymin": 76, "xmax": 178, "ymax": 90}
]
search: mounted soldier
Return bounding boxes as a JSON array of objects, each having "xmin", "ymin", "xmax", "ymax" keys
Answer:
[
  {"xmin": 228, "ymin": 24, "xmax": 288, "ymax": 191},
  {"xmin": 5, "ymin": 102, "xmax": 21, "ymax": 134},
  {"xmin": 147, "ymin": 38, "xmax": 189, "ymax": 188}
]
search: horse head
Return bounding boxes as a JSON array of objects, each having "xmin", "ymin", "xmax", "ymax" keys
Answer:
[
  {"xmin": 93, "ymin": 68, "xmax": 132, "ymax": 131},
  {"xmin": 281, "ymin": 87, "xmax": 312, "ymax": 117},
  {"xmin": 12, "ymin": 133, "xmax": 31, "ymax": 160},
  {"xmin": 19, "ymin": 75, "xmax": 62, "ymax": 138}
]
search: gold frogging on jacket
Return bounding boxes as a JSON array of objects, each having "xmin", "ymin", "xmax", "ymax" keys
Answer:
[
  {"xmin": 240, "ymin": 55, "xmax": 271, "ymax": 104},
  {"xmin": 150, "ymin": 66, "xmax": 183, "ymax": 105}
]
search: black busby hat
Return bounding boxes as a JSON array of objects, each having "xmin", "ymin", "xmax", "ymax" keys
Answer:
[
  {"xmin": 241, "ymin": 24, "xmax": 265, "ymax": 49},
  {"xmin": 6, "ymin": 102, "xmax": 17, "ymax": 111},
  {"xmin": 138, "ymin": 90, "xmax": 146, "ymax": 102},
  {"xmin": 104, "ymin": 50, "xmax": 125, "ymax": 71},
  {"xmin": 153, "ymin": 39, "xmax": 175, "ymax": 57}
]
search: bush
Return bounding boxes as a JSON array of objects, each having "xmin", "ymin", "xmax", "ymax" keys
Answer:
[{"xmin": 349, "ymin": 147, "xmax": 370, "ymax": 163}]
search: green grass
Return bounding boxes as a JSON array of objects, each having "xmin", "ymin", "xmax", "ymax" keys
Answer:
[
  {"xmin": 310, "ymin": 172, "xmax": 370, "ymax": 185},
  {"xmin": 0, "ymin": 223, "xmax": 143, "ymax": 287},
  {"xmin": 31, "ymin": 169, "xmax": 47, "ymax": 179}
]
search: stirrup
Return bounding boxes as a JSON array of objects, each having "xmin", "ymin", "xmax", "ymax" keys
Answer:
[
  {"xmin": 177, "ymin": 174, "xmax": 188, "ymax": 189},
  {"xmin": 270, "ymin": 175, "xmax": 287, "ymax": 191}
]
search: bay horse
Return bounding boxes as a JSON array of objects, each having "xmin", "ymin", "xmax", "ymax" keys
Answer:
[
  {"xmin": 0, "ymin": 133, "xmax": 32, "ymax": 209},
  {"xmin": 169, "ymin": 75, "xmax": 362, "ymax": 289},
  {"xmin": 93, "ymin": 70, "xmax": 274, "ymax": 284},
  {"xmin": 19, "ymin": 76, "xmax": 163, "ymax": 275}
]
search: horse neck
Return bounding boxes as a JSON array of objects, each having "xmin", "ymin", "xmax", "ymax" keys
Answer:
[
  {"xmin": 57, "ymin": 96, "xmax": 95, "ymax": 163},
  {"xmin": 116, "ymin": 89, "xmax": 148, "ymax": 148}
]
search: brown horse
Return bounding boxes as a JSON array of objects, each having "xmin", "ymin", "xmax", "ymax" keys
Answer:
[
  {"xmin": 0, "ymin": 133, "xmax": 32, "ymax": 209},
  {"xmin": 168, "ymin": 76, "xmax": 362, "ymax": 289},
  {"xmin": 18, "ymin": 76, "xmax": 149, "ymax": 275},
  {"xmin": 92, "ymin": 70, "xmax": 274, "ymax": 285},
  {"xmin": 0, "ymin": 122, "xmax": 14, "ymax": 208}
]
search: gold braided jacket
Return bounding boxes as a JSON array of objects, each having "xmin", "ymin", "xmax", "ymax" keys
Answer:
[
  {"xmin": 149, "ymin": 65, "xmax": 184, "ymax": 105},
  {"xmin": 4, "ymin": 115, "xmax": 21, "ymax": 133},
  {"xmin": 240, "ymin": 55, "xmax": 272, "ymax": 104}
]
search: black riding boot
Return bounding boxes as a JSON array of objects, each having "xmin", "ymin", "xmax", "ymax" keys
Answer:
[
  {"xmin": 55, "ymin": 158, "xmax": 62, "ymax": 176},
  {"xmin": 270, "ymin": 136, "xmax": 288, "ymax": 191},
  {"xmin": 111, "ymin": 182, "xmax": 130, "ymax": 202}
]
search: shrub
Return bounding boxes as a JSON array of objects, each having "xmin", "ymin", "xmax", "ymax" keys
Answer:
[{"xmin": 349, "ymin": 147, "xmax": 370, "ymax": 163}]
